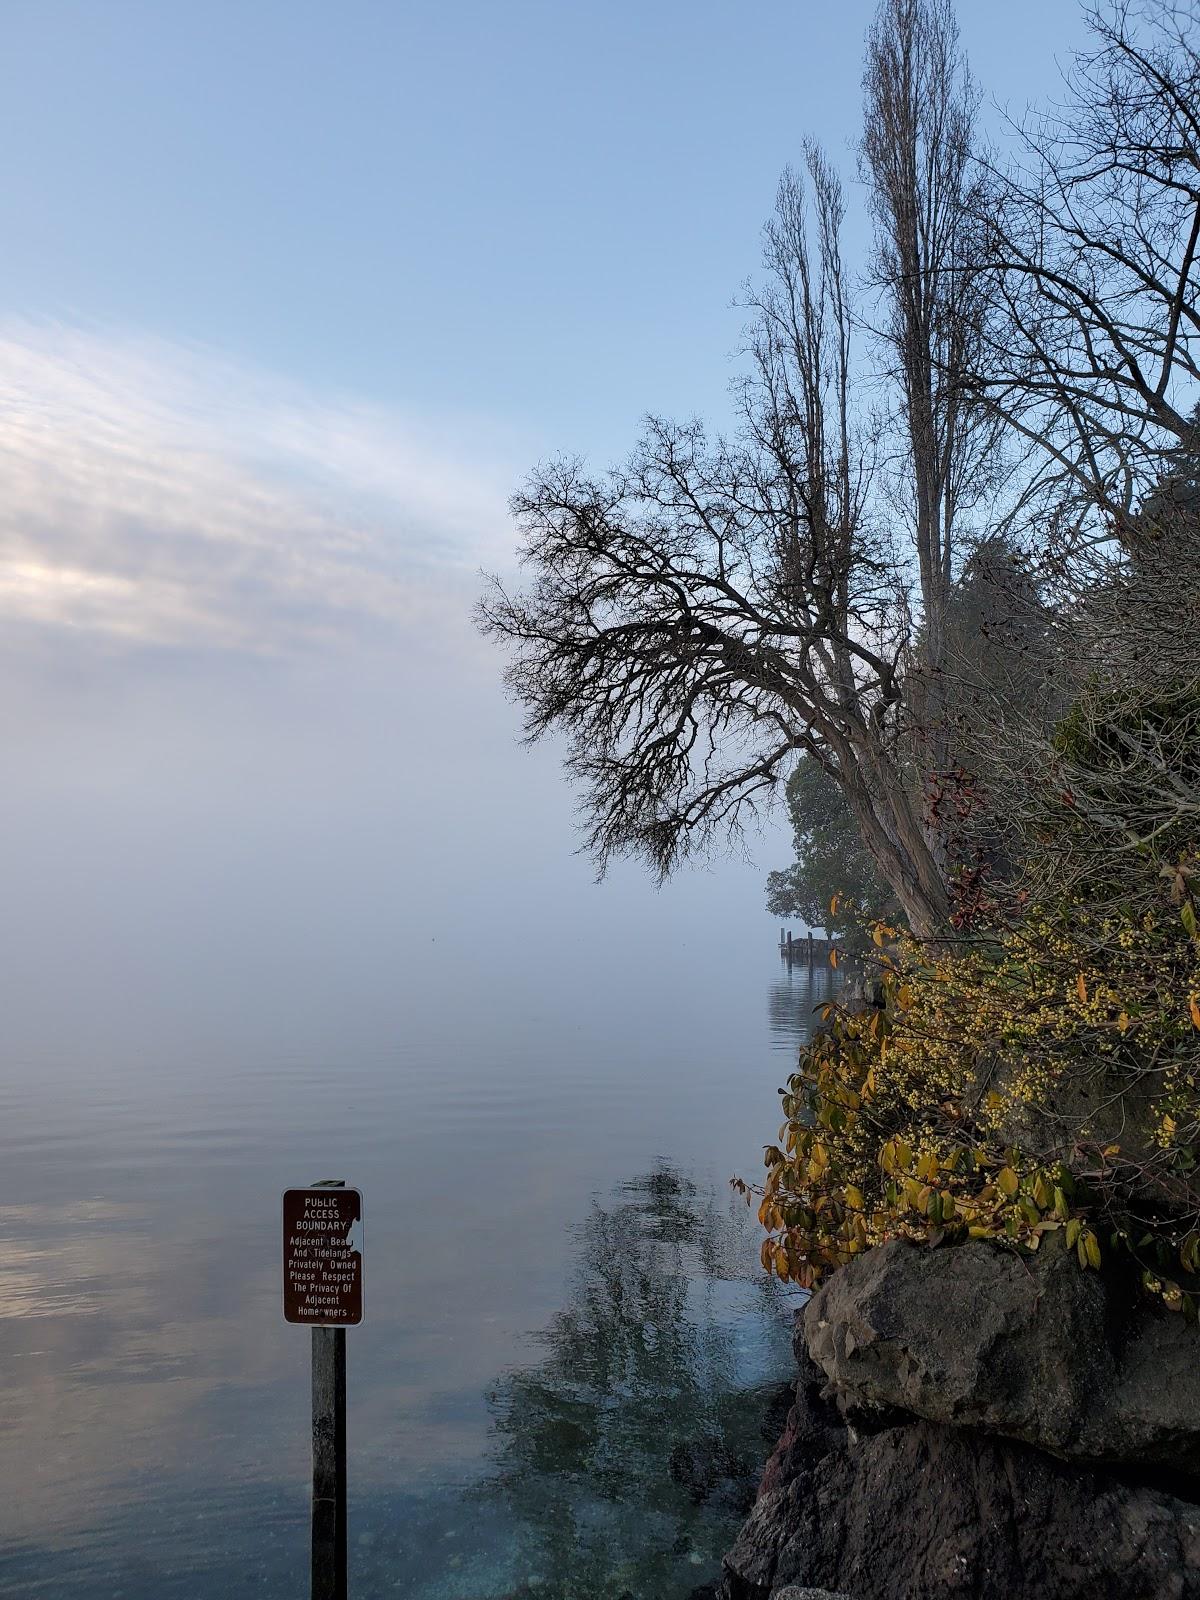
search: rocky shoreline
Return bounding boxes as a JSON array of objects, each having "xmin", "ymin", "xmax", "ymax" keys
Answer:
[{"xmin": 695, "ymin": 1233, "xmax": 1200, "ymax": 1600}]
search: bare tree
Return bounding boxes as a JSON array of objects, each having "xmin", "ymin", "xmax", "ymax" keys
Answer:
[
  {"xmin": 980, "ymin": 0, "xmax": 1200, "ymax": 534},
  {"xmin": 480, "ymin": 1, "xmax": 1014, "ymax": 940},
  {"xmin": 862, "ymin": 0, "xmax": 1002, "ymax": 695},
  {"xmin": 859, "ymin": 0, "xmax": 1012, "ymax": 892},
  {"xmin": 481, "ymin": 149, "xmax": 953, "ymax": 937}
]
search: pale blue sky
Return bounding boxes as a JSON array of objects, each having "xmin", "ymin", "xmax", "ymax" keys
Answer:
[
  {"xmin": 3, "ymin": 1, "xmax": 1084, "ymax": 447},
  {"xmin": 0, "ymin": 2, "xmax": 1092, "ymax": 1057}
]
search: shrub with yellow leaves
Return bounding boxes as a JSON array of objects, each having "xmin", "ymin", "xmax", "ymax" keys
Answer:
[{"xmin": 738, "ymin": 672, "xmax": 1200, "ymax": 1314}]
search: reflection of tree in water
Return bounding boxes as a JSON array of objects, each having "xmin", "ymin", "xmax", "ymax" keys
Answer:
[
  {"xmin": 479, "ymin": 1167, "xmax": 793, "ymax": 1600},
  {"xmin": 768, "ymin": 963, "xmax": 837, "ymax": 1052}
]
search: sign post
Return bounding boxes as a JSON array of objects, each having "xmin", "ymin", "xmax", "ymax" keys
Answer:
[
  {"xmin": 283, "ymin": 1181, "xmax": 363, "ymax": 1600},
  {"xmin": 311, "ymin": 1322, "xmax": 346, "ymax": 1600}
]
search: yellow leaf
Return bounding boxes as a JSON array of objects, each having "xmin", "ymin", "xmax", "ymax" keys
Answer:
[
  {"xmin": 1117, "ymin": 1011, "xmax": 1131, "ymax": 1034},
  {"xmin": 760, "ymin": 1239, "xmax": 773, "ymax": 1272},
  {"xmin": 997, "ymin": 1166, "xmax": 1019, "ymax": 1198},
  {"xmin": 1190, "ymin": 995, "xmax": 1200, "ymax": 1030},
  {"xmin": 1076, "ymin": 972, "xmax": 1088, "ymax": 1004},
  {"xmin": 1084, "ymin": 1230, "xmax": 1101, "ymax": 1270},
  {"xmin": 830, "ymin": 893, "xmax": 841, "ymax": 917},
  {"xmin": 829, "ymin": 947, "xmax": 839, "ymax": 969},
  {"xmin": 845, "ymin": 1185, "xmax": 865, "ymax": 1211}
]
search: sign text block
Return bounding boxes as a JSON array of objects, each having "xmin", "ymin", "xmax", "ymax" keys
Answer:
[{"xmin": 283, "ymin": 1187, "xmax": 363, "ymax": 1326}]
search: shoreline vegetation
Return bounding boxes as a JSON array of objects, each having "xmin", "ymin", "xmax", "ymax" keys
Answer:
[{"xmin": 479, "ymin": 0, "xmax": 1200, "ymax": 1592}]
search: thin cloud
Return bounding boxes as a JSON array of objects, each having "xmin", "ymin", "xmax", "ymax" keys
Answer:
[{"xmin": 0, "ymin": 321, "xmax": 524, "ymax": 655}]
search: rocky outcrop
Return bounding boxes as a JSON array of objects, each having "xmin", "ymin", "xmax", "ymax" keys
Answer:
[
  {"xmin": 713, "ymin": 1240, "xmax": 1200, "ymax": 1600},
  {"xmin": 804, "ymin": 1234, "xmax": 1200, "ymax": 1477}
]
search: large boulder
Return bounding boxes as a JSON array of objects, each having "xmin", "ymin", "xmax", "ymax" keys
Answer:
[
  {"xmin": 718, "ymin": 1340, "xmax": 1200, "ymax": 1600},
  {"xmin": 804, "ymin": 1234, "xmax": 1200, "ymax": 1476}
]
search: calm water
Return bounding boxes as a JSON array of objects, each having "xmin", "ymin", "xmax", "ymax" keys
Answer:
[{"xmin": 0, "ymin": 936, "xmax": 832, "ymax": 1599}]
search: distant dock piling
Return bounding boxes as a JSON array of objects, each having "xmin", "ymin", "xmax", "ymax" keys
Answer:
[{"xmin": 779, "ymin": 930, "xmax": 831, "ymax": 967}]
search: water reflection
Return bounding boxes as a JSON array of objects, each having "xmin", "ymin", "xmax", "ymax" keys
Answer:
[
  {"xmin": 0, "ymin": 942, "xmax": 813, "ymax": 1598},
  {"xmin": 0, "ymin": 1155, "xmax": 798, "ymax": 1600},
  {"xmin": 767, "ymin": 959, "xmax": 838, "ymax": 1058},
  {"xmin": 475, "ymin": 1167, "xmax": 792, "ymax": 1600}
]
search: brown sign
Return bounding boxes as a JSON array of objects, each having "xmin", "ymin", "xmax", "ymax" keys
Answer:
[{"xmin": 283, "ymin": 1187, "xmax": 363, "ymax": 1326}]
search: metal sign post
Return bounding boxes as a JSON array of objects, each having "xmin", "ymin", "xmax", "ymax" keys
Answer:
[
  {"xmin": 311, "ymin": 1322, "xmax": 347, "ymax": 1600},
  {"xmin": 283, "ymin": 1180, "xmax": 363, "ymax": 1600}
]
